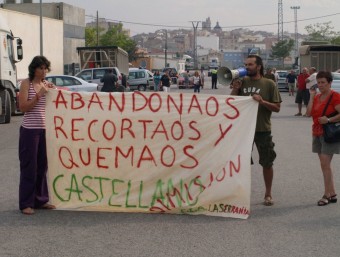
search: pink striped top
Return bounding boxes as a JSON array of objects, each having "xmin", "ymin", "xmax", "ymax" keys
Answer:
[{"xmin": 22, "ymin": 82, "xmax": 46, "ymax": 129}]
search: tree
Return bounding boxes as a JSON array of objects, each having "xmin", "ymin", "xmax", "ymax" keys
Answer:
[
  {"xmin": 305, "ymin": 21, "xmax": 340, "ymax": 44},
  {"xmin": 271, "ymin": 39, "xmax": 294, "ymax": 60},
  {"xmin": 85, "ymin": 27, "xmax": 97, "ymax": 47},
  {"xmin": 99, "ymin": 24, "xmax": 137, "ymax": 61},
  {"xmin": 85, "ymin": 27, "xmax": 101, "ymax": 47}
]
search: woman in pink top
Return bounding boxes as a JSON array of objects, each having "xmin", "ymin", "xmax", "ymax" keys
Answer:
[{"xmin": 18, "ymin": 56, "xmax": 55, "ymax": 215}]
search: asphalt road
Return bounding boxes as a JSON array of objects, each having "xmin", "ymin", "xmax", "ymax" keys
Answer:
[{"xmin": 1, "ymin": 81, "xmax": 340, "ymax": 257}]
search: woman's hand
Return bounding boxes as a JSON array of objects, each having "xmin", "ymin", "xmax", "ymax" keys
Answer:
[{"xmin": 318, "ymin": 116, "xmax": 329, "ymax": 124}]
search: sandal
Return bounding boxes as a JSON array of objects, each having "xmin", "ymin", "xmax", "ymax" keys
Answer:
[
  {"xmin": 21, "ymin": 207, "xmax": 35, "ymax": 215},
  {"xmin": 263, "ymin": 196, "xmax": 274, "ymax": 206},
  {"xmin": 329, "ymin": 194, "xmax": 337, "ymax": 203},
  {"xmin": 317, "ymin": 196, "xmax": 330, "ymax": 206}
]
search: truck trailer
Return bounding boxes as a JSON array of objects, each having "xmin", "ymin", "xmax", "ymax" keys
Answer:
[
  {"xmin": 0, "ymin": 17, "xmax": 23, "ymax": 124},
  {"xmin": 76, "ymin": 46, "xmax": 129, "ymax": 75},
  {"xmin": 299, "ymin": 44, "xmax": 340, "ymax": 72}
]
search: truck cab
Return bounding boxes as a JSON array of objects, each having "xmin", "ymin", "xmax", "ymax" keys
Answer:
[{"xmin": 0, "ymin": 17, "xmax": 23, "ymax": 123}]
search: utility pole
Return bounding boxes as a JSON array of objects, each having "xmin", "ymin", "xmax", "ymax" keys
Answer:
[
  {"xmin": 96, "ymin": 11, "xmax": 99, "ymax": 46},
  {"xmin": 278, "ymin": 0, "xmax": 283, "ymax": 42},
  {"xmin": 191, "ymin": 21, "xmax": 200, "ymax": 70},
  {"xmin": 165, "ymin": 29, "xmax": 168, "ymax": 68},
  {"xmin": 39, "ymin": 0, "xmax": 43, "ymax": 55},
  {"xmin": 291, "ymin": 6, "xmax": 300, "ymax": 58}
]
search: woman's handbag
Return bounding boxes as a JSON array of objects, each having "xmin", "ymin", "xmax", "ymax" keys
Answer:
[{"xmin": 322, "ymin": 93, "xmax": 340, "ymax": 143}]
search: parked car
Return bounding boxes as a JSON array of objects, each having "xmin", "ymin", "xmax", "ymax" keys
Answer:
[
  {"xmin": 75, "ymin": 67, "xmax": 122, "ymax": 90},
  {"xmin": 128, "ymin": 68, "xmax": 155, "ymax": 91},
  {"xmin": 276, "ymin": 70, "xmax": 289, "ymax": 91},
  {"xmin": 332, "ymin": 72, "xmax": 340, "ymax": 92},
  {"xmin": 177, "ymin": 72, "xmax": 194, "ymax": 89},
  {"xmin": 45, "ymin": 75, "xmax": 98, "ymax": 92}
]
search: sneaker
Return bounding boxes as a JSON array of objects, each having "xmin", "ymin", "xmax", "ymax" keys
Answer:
[{"xmin": 294, "ymin": 113, "xmax": 302, "ymax": 116}]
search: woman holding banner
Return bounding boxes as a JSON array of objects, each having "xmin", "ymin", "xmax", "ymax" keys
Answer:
[{"xmin": 18, "ymin": 56, "xmax": 56, "ymax": 215}]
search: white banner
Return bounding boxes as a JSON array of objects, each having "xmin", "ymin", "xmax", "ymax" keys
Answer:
[{"xmin": 46, "ymin": 90, "xmax": 258, "ymax": 219}]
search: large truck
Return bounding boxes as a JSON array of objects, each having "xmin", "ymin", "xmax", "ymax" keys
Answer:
[
  {"xmin": 76, "ymin": 46, "xmax": 129, "ymax": 75},
  {"xmin": 0, "ymin": 17, "xmax": 23, "ymax": 124},
  {"xmin": 299, "ymin": 43, "xmax": 340, "ymax": 72}
]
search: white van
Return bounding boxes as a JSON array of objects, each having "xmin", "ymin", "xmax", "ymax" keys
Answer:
[
  {"xmin": 128, "ymin": 68, "xmax": 155, "ymax": 91},
  {"xmin": 75, "ymin": 67, "xmax": 122, "ymax": 89}
]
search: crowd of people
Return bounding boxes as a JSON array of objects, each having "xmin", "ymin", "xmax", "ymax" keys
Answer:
[{"xmin": 17, "ymin": 54, "xmax": 339, "ymax": 215}]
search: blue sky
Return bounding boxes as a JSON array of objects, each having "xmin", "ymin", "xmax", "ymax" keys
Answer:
[{"xmin": 38, "ymin": 0, "xmax": 340, "ymax": 36}]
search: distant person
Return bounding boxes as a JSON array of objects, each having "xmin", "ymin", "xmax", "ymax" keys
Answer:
[
  {"xmin": 100, "ymin": 69, "xmax": 118, "ymax": 92},
  {"xmin": 153, "ymin": 71, "xmax": 161, "ymax": 92},
  {"xmin": 230, "ymin": 54, "xmax": 282, "ymax": 206},
  {"xmin": 193, "ymin": 71, "xmax": 201, "ymax": 93},
  {"xmin": 295, "ymin": 67, "xmax": 310, "ymax": 116},
  {"xmin": 184, "ymin": 70, "xmax": 190, "ymax": 88},
  {"xmin": 160, "ymin": 70, "xmax": 171, "ymax": 92},
  {"xmin": 200, "ymin": 68, "xmax": 205, "ymax": 89},
  {"xmin": 211, "ymin": 68, "xmax": 218, "ymax": 89},
  {"xmin": 264, "ymin": 68, "xmax": 276, "ymax": 82},
  {"xmin": 306, "ymin": 67, "xmax": 317, "ymax": 91},
  {"xmin": 18, "ymin": 56, "xmax": 56, "ymax": 215},
  {"xmin": 112, "ymin": 83, "xmax": 125, "ymax": 92},
  {"xmin": 306, "ymin": 71, "xmax": 340, "ymax": 206},
  {"xmin": 286, "ymin": 69, "xmax": 297, "ymax": 96},
  {"xmin": 272, "ymin": 68, "xmax": 279, "ymax": 87},
  {"xmin": 121, "ymin": 73, "xmax": 129, "ymax": 91}
]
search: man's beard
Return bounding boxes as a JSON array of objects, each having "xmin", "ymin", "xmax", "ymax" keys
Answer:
[{"xmin": 247, "ymin": 69, "xmax": 257, "ymax": 77}]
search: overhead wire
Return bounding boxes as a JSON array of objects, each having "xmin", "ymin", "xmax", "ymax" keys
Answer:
[{"xmin": 85, "ymin": 12, "xmax": 340, "ymax": 30}]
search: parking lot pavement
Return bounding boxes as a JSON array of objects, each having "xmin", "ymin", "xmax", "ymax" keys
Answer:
[{"xmin": 1, "ymin": 90, "xmax": 340, "ymax": 257}]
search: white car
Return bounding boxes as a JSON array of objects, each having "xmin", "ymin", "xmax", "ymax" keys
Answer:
[
  {"xmin": 45, "ymin": 75, "xmax": 98, "ymax": 92},
  {"xmin": 276, "ymin": 70, "xmax": 289, "ymax": 91},
  {"xmin": 332, "ymin": 72, "xmax": 340, "ymax": 93}
]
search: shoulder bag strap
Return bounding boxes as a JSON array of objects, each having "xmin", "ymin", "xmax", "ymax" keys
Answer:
[{"xmin": 322, "ymin": 93, "xmax": 334, "ymax": 116}]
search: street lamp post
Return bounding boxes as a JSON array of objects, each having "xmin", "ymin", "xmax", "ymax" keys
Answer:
[
  {"xmin": 165, "ymin": 29, "xmax": 168, "ymax": 68},
  {"xmin": 191, "ymin": 21, "xmax": 200, "ymax": 70},
  {"xmin": 291, "ymin": 6, "xmax": 300, "ymax": 58},
  {"xmin": 40, "ymin": 0, "xmax": 43, "ymax": 55}
]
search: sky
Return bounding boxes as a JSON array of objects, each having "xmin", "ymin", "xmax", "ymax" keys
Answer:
[{"xmin": 20, "ymin": 0, "xmax": 340, "ymax": 36}]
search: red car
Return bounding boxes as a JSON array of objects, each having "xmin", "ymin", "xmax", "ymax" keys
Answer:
[{"xmin": 178, "ymin": 72, "xmax": 194, "ymax": 89}]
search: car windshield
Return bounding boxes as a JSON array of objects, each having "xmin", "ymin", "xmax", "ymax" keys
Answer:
[{"xmin": 277, "ymin": 72, "xmax": 287, "ymax": 78}]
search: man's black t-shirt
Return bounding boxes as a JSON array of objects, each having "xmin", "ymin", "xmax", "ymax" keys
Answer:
[{"xmin": 160, "ymin": 74, "xmax": 170, "ymax": 87}]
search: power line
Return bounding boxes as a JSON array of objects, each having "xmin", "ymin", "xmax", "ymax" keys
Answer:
[{"xmin": 85, "ymin": 12, "xmax": 340, "ymax": 30}]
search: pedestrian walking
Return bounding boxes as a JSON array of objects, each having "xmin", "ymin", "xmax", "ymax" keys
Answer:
[
  {"xmin": 286, "ymin": 69, "xmax": 297, "ymax": 96},
  {"xmin": 211, "ymin": 68, "xmax": 218, "ymax": 89},
  {"xmin": 264, "ymin": 68, "xmax": 276, "ymax": 82},
  {"xmin": 295, "ymin": 67, "xmax": 310, "ymax": 116},
  {"xmin": 160, "ymin": 70, "xmax": 171, "ymax": 92},
  {"xmin": 200, "ymin": 68, "xmax": 205, "ymax": 89},
  {"xmin": 100, "ymin": 69, "xmax": 118, "ymax": 92},
  {"xmin": 231, "ymin": 54, "xmax": 282, "ymax": 206},
  {"xmin": 153, "ymin": 71, "xmax": 161, "ymax": 91},
  {"xmin": 193, "ymin": 71, "xmax": 201, "ymax": 93}
]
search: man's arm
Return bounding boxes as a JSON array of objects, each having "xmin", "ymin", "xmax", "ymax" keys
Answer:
[{"xmin": 252, "ymin": 94, "xmax": 280, "ymax": 112}]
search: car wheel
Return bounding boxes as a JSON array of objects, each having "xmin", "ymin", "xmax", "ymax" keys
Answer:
[{"xmin": 138, "ymin": 85, "xmax": 146, "ymax": 91}]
